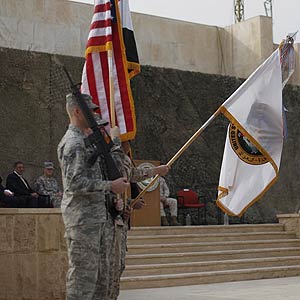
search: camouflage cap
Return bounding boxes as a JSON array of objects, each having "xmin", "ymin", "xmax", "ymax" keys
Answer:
[
  {"xmin": 66, "ymin": 93, "xmax": 99, "ymax": 110},
  {"xmin": 44, "ymin": 161, "xmax": 54, "ymax": 169}
]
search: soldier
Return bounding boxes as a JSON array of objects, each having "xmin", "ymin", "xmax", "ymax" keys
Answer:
[
  {"xmin": 160, "ymin": 177, "xmax": 181, "ymax": 226},
  {"xmin": 109, "ymin": 128, "xmax": 169, "ymax": 300},
  {"xmin": 57, "ymin": 93, "xmax": 129, "ymax": 300},
  {"xmin": 34, "ymin": 161, "xmax": 62, "ymax": 208}
]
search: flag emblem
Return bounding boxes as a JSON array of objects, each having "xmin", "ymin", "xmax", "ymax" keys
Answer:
[
  {"xmin": 229, "ymin": 122, "xmax": 268, "ymax": 165},
  {"xmin": 216, "ymin": 49, "xmax": 283, "ymax": 216}
]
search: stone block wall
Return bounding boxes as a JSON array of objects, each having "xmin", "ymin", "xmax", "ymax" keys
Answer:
[
  {"xmin": 277, "ymin": 214, "xmax": 300, "ymax": 239},
  {"xmin": 0, "ymin": 47, "xmax": 84, "ymax": 184},
  {"xmin": 1, "ymin": 0, "xmax": 299, "ymax": 85},
  {"xmin": 1, "ymin": 47, "xmax": 300, "ymax": 224},
  {"xmin": 130, "ymin": 66, "xmax": 300, "ymax": 224},
  {"xmin": 0, "ymin": 209, "xmax": 67, "ymax": 300}
]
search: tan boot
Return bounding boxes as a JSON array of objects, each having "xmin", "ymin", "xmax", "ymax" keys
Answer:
[
  {"xmin": 171, "ymin": 216, "xmax": 181, "ymax": 226},
  {"xmin": 161, "ymin": 216, "xmax": 169, "ymax": 226}
]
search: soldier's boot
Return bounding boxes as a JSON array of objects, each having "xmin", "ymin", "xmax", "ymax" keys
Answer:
[
  {"xmin": 161, "ymin": 216, "xmax": 169, "ymax": 226},
  {"xmin": 170, "ymin": 216, "xmax": 181, "ymax": 226}
]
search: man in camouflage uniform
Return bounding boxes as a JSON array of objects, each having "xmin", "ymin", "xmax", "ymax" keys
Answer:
[
  {"xmin": 108, "ymin": 128, "xmax": 169, "ymax": 300},
  {"xmin": 57, "ymin": 93, "xmax": 129, "ymax": 300},
  {"xmin": 159, "ymin": 177, "xmax": 181, "ymax": 226},
  {"xmin": 34, "ymin": 161, "xmax": 62, "ymax": 208}
]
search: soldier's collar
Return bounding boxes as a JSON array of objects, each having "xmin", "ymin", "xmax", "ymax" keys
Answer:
[{"xmin": 68, "ymin": 124, "xmax": 84, "ymax": 135}]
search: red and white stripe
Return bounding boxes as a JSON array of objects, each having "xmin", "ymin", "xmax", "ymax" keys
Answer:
[
  {"xmin": 86, "ymin": 0, "xmax": 112, "ymax": 49},
  {"xmin": 81, "ymin": 0, "xmax": 136, "ymax": 136},
  {"xmin": 81, "ymin": 0, "xmax": 136, "ymax": 139}
]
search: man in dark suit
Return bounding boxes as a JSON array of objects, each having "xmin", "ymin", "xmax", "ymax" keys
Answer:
[
  {"xmin": 6, "ymin": 161, "xmax": 39, "ymax": 207},
  {"xmin": 0, "ymin": 176, "xmax": 18, "ymax": 207}
]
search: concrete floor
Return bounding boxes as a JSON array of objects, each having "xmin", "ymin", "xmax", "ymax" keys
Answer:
[{"xmin": 120, "ymin": 277, "xmax": 300, "ymax": 300}]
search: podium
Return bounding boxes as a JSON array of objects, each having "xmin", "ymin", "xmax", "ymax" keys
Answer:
[{"xmin": 130, "ymin": 160, "xmax": 161, "ymax": 227}]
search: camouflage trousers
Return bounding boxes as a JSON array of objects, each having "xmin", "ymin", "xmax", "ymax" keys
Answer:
[
  {"xmin": 65, "ymin": 220, "xmax": 114, "ymax": 300},
  {"xmin": 108, "ymin": 222, "xmax": 128, "ymax": 300},
  {"xmin": 51, "ymin": 194, "xmax": 62, "ymax": 208}
]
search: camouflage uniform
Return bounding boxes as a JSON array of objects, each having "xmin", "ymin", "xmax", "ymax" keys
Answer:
[
  {"xmin": 34, "ymin": 175, "xmax": 62, "ymax": 208},
  {"xmin": 109, "ymin": 142, "xmax": 154, "ymax": 300},
  {"xmin": 57, "ymin": 124, "xmax": 112, "ymax": 300},
  {"xmin": 159, "ymin": 177, "xmax": 178, "ymax": 217}
]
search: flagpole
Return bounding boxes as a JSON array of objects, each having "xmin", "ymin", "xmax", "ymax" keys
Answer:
[
  {"xmin": 108, "ymin": 47, "xmax": 125, "ymax": 207},
  {"xmin": 130, "ymin": 33, "xmax": 296, "ymax": 210},
  {"xmin": 108, "ymin": 49, "xmax": 116, "ymax": 127},
  {"xmin": 130, "ymin": 108, "xmax": 222, "ymax": 207}
]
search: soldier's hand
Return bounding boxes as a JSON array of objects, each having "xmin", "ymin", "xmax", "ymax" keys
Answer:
[
  {"xmin": 114, "ymin": 198, "xmax": 124, "ymax": 211},
  {"xmin": 110, "ymin": 126, "xmax": 120, "ymax": 140},
  {"xmin": 111, "ymin": 177, "xmax": 130, "ymax": 194},
  {"xmin": 154, "ymin": 165, "xmax": 170, "ymax": 176},
  {"xmin": 83, "ymin": 128, "xmax": 93, "ymax": 136},
  {"xmin": 123, "ymin": 206, "xmax": 132, "ymax": 221},
  {"xmin": 132, "ymin": 198, "xmax": 145, "ymax": 210}
]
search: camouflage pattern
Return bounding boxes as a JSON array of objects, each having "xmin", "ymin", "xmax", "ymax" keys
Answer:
[
  {"xmin": 57, "ymin": 124, "xmax": 111, "ymax": 228},
  {"xmin": 120, "ymin": 223, "xmax": 128, "ymax": 275},
  {"xmin": 57, "ymin": 124, "xmax": 112, "ymax": 299},
  {"xmin": 108, "ymin": 142, "xmax": 156, "ymax": 300},
  {"xmin": 111, "ymin": 139, "xmax": 154, "ymax": 182},
  {"xmin": 34, "ymin": 175, "xmax": 62, "ymax": 207},
  {"xmin": 109, "ymin": 223, "xmax": 128, "ymax": 300},
  {"xmin": 159, "ymin": 177, "xmax": 178, "ymax": 217},
  {"xmin": 108, "ymin": 223, "xmax": 122, "ymax": 300},
  {"xmin": 159, "ymin": 177, "xmax": 170, "ymax": 198},
  {"xmin": 66, "ymin": 93, "xmax": 99, "ymax": 110},
  {"xmin": 65, "ymin": 223, "xmax": 110, "ymax": 300},
  {"xmin": 101, "ymin": 215, "xmax": 116, "ymax": 300}
]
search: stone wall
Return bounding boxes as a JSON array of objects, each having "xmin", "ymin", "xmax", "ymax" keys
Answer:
[
  {"xmin": 277, "ymin": 214, "xmax": 300, "ymax": 238},
  {"xmin": 130, "ymin": 66, "xmax": 300, "ymax": 224},
  {"xmin": 1, "ymin": 47, "xmax": 300, "ymax": 224},
  {"xmin": 0, "ymin": 47, "xmax": 84, "ymax": 182},
  {"xmin": 0, "ymin": 209, "xmax": 67, "ymax": 300},
  {"xmin": 1, "ymin": 0, "xmax": 299, "ymax": 85}
]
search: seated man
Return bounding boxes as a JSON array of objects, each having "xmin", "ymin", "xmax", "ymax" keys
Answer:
[
  {"xmin": 35, "ymin": 161, "xmax": 62, "ymax": 208},
  {"xmin": 0, "ymin": 176, "xmax": 18, "ymax": 207},
  {"xmin": 159, "ymin": 177, "xmax": 181, "ymax": 226},
  {"xmin": 6, "ymin": 161, "xmax": 39, "ymax": 207}
]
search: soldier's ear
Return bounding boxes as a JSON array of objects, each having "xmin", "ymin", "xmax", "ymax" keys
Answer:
[{"xmin": 74, "ymin": 106, "xmax": 81, "ymax": 117}]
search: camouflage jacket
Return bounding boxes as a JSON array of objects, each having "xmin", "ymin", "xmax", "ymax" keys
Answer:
[
  {"xmin": 159, "ymin": 177, "xmax": 170, "ymax": 198},
  {"xmin": 57, "ymin": 124, "xmax": 111, "ymax": 228},
  {"xmin": 35, "ymin": 175, "xmax": 59, "ymax": 197},
  {"xmin": 110, "ymin": 139, "xmax": 154, "ymax": 182}
]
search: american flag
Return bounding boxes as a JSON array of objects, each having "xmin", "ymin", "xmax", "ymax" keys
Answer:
[{"xmin": 81, "ymin": 0, "xmax": 140, "ymax": 141}]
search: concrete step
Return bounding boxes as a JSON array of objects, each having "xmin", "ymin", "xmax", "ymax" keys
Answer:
[
  {"xmin": 127, "ymin": 239, "xmax": 300, "ymax": 255},
  {"xmin": 129, "ymin": 224, "xmax": 284, "ymax": 236},
  {"xmin": 127, "ymin": 232, "xmax": 295, "ymax": 245},
  {"xmin": 123, "ymin": 256, "xmax": 300, "ymax": 276},
  {"xmin": 126, "ymin": 247, "xmax": 300, "ymax": 265},
  {"xmin": 121, "ymin": 265, "xmax": 300, "ymax": 289}
]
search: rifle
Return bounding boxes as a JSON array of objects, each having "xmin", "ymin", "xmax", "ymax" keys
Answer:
[
  {"xmin": 62, "ymin": 66, "xmax": 121, "ymax": 181},
  {"xmin": 62, "ymin": 66, "xmax": 124, "ymax": 220}
]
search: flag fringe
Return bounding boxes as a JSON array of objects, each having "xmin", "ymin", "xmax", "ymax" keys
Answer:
[
  {"xmin": 114, "ymin": 0, "xmax": 137, "ymax": 140},
  {"xmin": 127, "ymin": 62, "xmax": 141, "ymax": 79},
  {"xmin": 85, "ymin": 42, "xmax": 113, "ymax": 57}
]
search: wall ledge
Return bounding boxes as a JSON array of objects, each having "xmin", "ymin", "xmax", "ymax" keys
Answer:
[
  {"xmin": 277, "ymin": 214, "xmax": 300, "ymax": 238},
  {"xmin": 277, "ymin": 213, "xmax": 300, "ymax": 218},
  {"xmin": 0, "ymin": 208, "xmax": 62, "ymax": 215}
]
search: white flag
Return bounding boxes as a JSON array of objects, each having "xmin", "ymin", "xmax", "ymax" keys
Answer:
[{"xmin": 217, "ymin": 49, "xmax": 283, "ymax": 216}]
